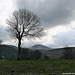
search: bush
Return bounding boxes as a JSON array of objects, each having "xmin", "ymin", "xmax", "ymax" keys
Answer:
[
  {"xmin": 20, "ymin": 48, "xmax": 42, "ymax": 60},
  {"xmin": 21, "ymin": 48, "xmax": 30, "ymax": 60},
  {"xmin": 30, "ymin": 50, "xmax": 42, "ymax": 59},
  {"xmin": 44, "ymin": 55, "xmax": 49, "ymax": 59}
]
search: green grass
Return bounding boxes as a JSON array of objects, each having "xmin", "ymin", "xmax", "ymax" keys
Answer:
[{"xmin": 0, "ymin": 59, "xmax": 75, "ymax": 75}]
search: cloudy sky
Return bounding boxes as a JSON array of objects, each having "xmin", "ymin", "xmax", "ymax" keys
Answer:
[{"xmin": 0, "ymin": 0, "xmax": 75, "ymax": 48}]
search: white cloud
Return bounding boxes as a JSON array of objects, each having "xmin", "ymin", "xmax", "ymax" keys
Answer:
[{"xmin": 0, "ymin": 0, "xmax": 15, "ymax": 27}]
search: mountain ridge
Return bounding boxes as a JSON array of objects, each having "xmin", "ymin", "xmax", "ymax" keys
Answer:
[
  {"xmin": 31, "ymin": 44, "xmax": 50, "ymax": 50},
  {"xmin": 1, "ymin": 44, "xmax": 75, "ymax": 59}
]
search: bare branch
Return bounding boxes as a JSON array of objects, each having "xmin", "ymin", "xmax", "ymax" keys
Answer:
[{"xmin": 0, "ymin": 40, "xmax": 3, "ymax": 45}]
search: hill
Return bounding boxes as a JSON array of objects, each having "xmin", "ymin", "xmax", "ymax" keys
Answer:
[
  {"xmin": 0, "ymin": 44, "xmax": 75, "ymax": 59},
  {"xmin": 0, "ymin": 45, "xmax": 18, "ymax": 60},
  {"xmin": 2, "ymin": 44, "xmax": 17, "ymax": 49},
  {"xmin": 31, "ymin": 44, "xmax": 50, "ymax": 50},
  {"xmin": 41, "ymin": 47, "xmax": 75, "ymax": 59}
]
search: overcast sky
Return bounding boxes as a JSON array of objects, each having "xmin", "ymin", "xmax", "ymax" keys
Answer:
[{"xmin": 0, "ymin": 0, "xmax": 75, "ymax": 48}]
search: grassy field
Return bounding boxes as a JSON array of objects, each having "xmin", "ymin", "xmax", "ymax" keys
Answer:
[{"xmin": 0, "ymin": 59, "xmax": 75, "ymax": 75}]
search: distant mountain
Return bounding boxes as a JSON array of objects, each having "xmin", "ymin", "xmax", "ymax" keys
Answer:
[{"xmin": 31, "ymin": 44, "xmax": 50, "ymax": 50}]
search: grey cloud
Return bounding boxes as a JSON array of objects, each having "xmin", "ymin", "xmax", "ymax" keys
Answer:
[
  {"xmin": 52, "ymin": 29, "xmax": 75, "ymax": 47},
  {"xmin": 0, "ymin": 26, "xmax": 10, "ymax": 41},
  {"xmin": 13, "ymin": 0, "xmax": 75, "ymax": 28},
  {"xmin": 22, "ymin": 41, "xmax": 41, "ymax": 47}
]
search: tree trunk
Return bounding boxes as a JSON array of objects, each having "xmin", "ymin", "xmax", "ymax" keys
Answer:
[{"xmin": 18, "ymin": 39, "xmax": 21, "ymax": 60}]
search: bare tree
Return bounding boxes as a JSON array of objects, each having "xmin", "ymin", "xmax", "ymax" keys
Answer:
[
  {"xmin": 63, "ymin": 47, "xmax": 73, "ymax": 59},
  {"xmin": 6, "ymin": 9, "xmax": 44, "ymax": 60},
  {"xmin": 0, "ymin": 40, "xmax": 3, "ymax": 45}
]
